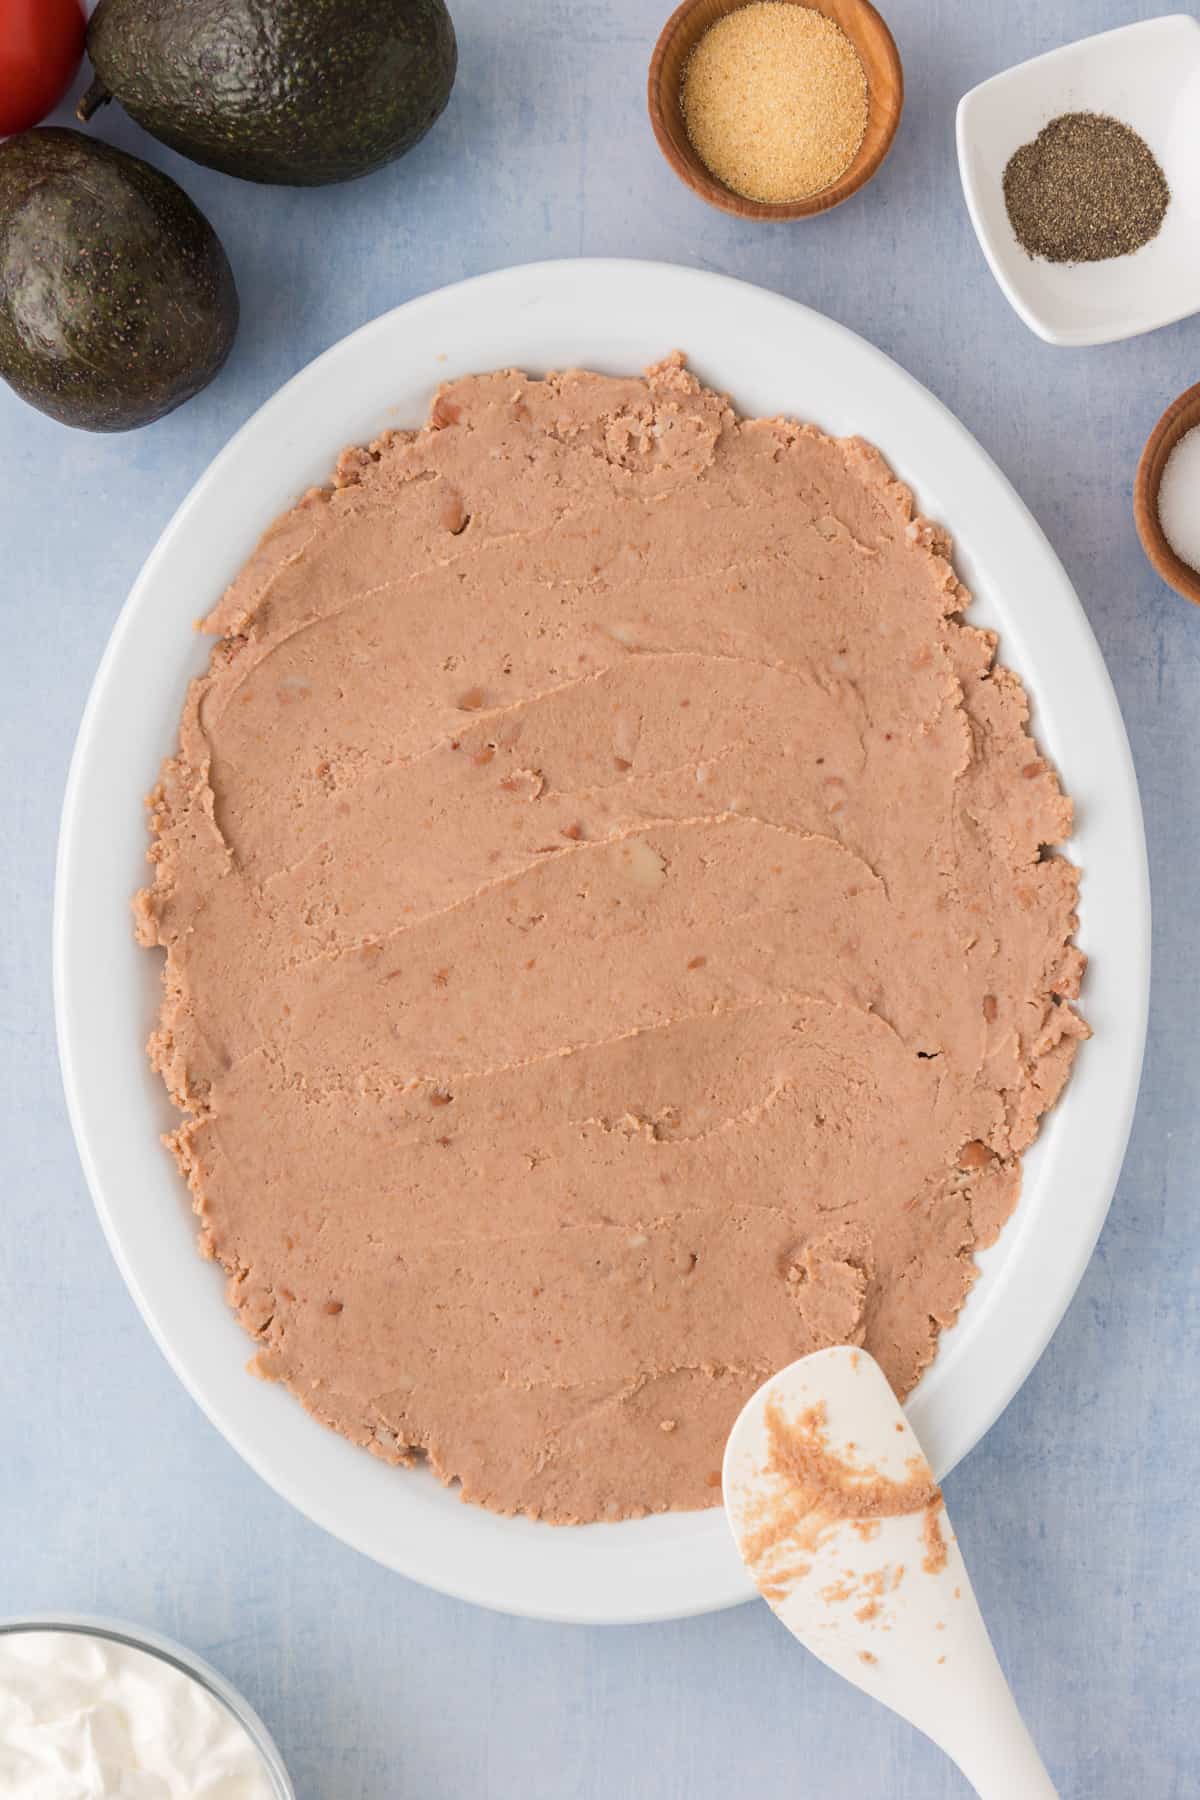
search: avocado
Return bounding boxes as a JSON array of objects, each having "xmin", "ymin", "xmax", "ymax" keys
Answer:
[
  {"xmin": 79, "ymin": 0, "xmax": 457, "ymax": 188},
  {"xmin": 0, "ymin": 129, "xmax": 237, "ymax": 432}
]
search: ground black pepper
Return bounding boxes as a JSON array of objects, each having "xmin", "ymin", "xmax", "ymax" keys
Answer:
[{"xmin": 1002, "ymin": 111, "xmax": 1169, "ymax": 264}]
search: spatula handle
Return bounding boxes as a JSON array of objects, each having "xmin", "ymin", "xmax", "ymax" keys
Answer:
[
  {"xmin": 925, "ymin": 1612, "xmax": 1058, "ymax": 1799},
  {"xmin": 941, "ymin": 1681, "xmax": 1058, "ymax": 1798}
]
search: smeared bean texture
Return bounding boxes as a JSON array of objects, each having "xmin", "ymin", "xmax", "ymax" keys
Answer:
[{"xmin": 135, "ymin": 356, "xmax": 1086, "ymax": 1523}]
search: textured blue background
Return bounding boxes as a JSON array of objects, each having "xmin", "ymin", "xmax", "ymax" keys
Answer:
[{"xmin": 2, "ymin": 2, "xmax": 1197, "ymax": 1794}]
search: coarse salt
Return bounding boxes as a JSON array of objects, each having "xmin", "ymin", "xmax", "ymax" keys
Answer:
[{"xmin": 1158, "ymin": 424, "xmax": 1200, "ymax": 574}]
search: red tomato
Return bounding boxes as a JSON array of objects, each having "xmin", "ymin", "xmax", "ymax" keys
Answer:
[{"xmin": 0, "ymin": 0, "xmax": 86, "ymax": 135}]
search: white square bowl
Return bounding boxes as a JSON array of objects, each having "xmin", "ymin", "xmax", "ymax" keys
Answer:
[{"xmin": 957, "ymin": 14, "xmax": 1200, "ymax": 346}]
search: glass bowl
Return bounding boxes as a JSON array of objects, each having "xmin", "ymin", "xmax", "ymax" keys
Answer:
[{"xmin": 0, "ymin": 1613, "xmax": 295, "ymax": 1798}]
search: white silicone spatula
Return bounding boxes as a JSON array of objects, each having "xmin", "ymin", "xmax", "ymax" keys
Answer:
[{"xmin": 722, "ymin": 1348, "xmax": 1057, "ymax": 1799}]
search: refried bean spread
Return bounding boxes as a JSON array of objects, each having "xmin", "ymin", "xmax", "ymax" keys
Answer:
[{"xmin": 135, "ymin": 355, "xmax": 1087, "ymax": 1523}]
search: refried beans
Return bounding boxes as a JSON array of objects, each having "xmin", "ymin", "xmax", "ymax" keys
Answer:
[{"xmin": 134, "ymin": 355, "xmax": 1087, "ymax": 1523}]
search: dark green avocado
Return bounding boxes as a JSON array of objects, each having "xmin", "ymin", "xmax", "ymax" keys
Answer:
[
  {"xmin": 79, "ymin": 0, "xmax": 457, "ymax": 187},
  {"xmin": 0, "ymin": 129, "xmax": 237, "ymax": 432}
]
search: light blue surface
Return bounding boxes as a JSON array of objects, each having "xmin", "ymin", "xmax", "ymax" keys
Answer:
[{"xmin": 1, "ymin": 2, "xmax": 1197, "ymax": 1793}]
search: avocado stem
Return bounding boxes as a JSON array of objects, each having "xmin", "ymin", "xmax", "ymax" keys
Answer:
[{"xmin": 76, "ymin": 79, "xmax": 113, "ymax": 124}]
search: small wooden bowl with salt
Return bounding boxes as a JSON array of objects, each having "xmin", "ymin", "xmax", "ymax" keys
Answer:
[
  {"xmin": 1135, "ymin": 381, "xmax": 1200, "ymax": 607},
  {"xmin": 648, "ymin": 0, "xmax": 903, "ymax": 220}
]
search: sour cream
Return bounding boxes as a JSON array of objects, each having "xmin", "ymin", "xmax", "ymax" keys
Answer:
[{"xmin": 0, "ymin": 1629, "xmax": 277, "ymax": 1798}]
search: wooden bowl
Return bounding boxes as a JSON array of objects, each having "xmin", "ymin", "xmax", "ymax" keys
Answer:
[
  {"xmin": 1134, "ymin": 380, "xmax": 1200, "ymax": 606},
  {"xmin": 648, "ymin": 0, "xmax": 903, "ymax": 220}
]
